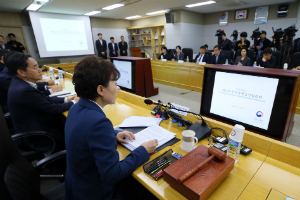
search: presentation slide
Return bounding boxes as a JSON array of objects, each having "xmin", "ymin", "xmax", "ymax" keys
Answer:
[
  {"xmin": 113, "ymin": 60, "xmax": 132, "ymax": 90},
  {"xmin": 210, "ymin": 72, "xmax": 279, "ymax": 130},
  {"xmin": 29, "ymin": 12, "xmax": 95, "ymax": 58}
]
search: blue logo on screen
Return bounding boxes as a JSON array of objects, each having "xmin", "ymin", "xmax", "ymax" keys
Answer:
[{"xmin": 256, "ymin": 111, "xmax": 263, "ymax": 117}]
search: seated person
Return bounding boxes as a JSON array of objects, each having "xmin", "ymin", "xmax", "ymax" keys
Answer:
[
  {"xmin": 256, "ymin": 47, "xmax": 276, "ymax": 68},
  {"xmin": 0, "ymin": 35, "xmax": 12, "ymax": 51},
  {"xmin": 288, "ymin": 55, "xmax": 300, "ymax": 70},
  {"xmin": 234, "ymin": 47, "xmax": 251, "ymax": 66},
  {"xmin": 211, "ymin": 45, "xmax": 226, "ymax": 64},
  {"xmin": 172, "ymin": 45, "xmax": 184, "ymax": 61},
  {"xmin": 7, "ymin": 53, "xmax": 79, "ymax": 152},
  {"xmin": 194, "ymin": 46, "xmax": 211, "ymax": 63},
  {"xmin": 292, "ymin": 66, "xmax": 300, "ymax": 70},
  {"xmin": 65, "ymin": 56, "xmax": 158, "ymax": 200},
  {"xmin": 0, "ymin": 49, "xmax": 8, "ymax": 72},
  {"xmin": 221, "ymin": 33, "xmax": 233, "ymax": 51},
  {"xmin": 157, "ymin": 46, "xmax": 170, "ymax": 60},
  {"xmin": 0, "ymin": 52, "xmax": 62, "ymax": 114}
]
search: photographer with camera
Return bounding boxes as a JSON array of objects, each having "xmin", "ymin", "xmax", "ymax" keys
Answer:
[
  {"xmin": 221, "ymin": 33, "xmax": 233, "ymax": 51},
  {"xmin": 256, "ymin": 47, "xmax": 276, "ymax": 68},
  {"xmin": 235, "ymin": 32, "xmax": 250, "ymax": 51},
  {"xmin": 255, "ymin": 30, "xmax": 271, "ymax": 59}
]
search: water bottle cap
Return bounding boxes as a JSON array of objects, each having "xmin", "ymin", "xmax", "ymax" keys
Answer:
[{"xmin": 229, "ymin": 124, "xmax": 245, "ymax": 142}]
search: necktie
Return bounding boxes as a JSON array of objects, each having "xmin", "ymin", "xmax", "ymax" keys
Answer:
[
  {"xmin": 198, "ymin": 55, "xmax": 202, "ymax": 62},
  {"xmin": 216, "ymin": 55, "xmax": 219, "ymax": 63}
]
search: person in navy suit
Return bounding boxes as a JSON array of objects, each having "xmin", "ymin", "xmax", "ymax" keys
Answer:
[
  {"xmin": 118, "ymin": 35, "xmax": 128, "ymax": 56},
  {"xmin": 221, "ymin": 33, "xmax": 232, "ymax": 51},
  {"xmin": 108, "ymin": 37, "xmax": 119, "ymax": 57},
  {"xmin": 65, "ymin": 57, "xmax": 158, "ymax": 200},
  {"xmin": 194, "ymin": 46, "xmax": 211, "ymax": 63},
  {"xmin": 6, "ymin": 53, "xmax": 79, "ymax": 152},
  {"xmin": 0, "ymin": 49, "xmax": 8, "ymax": 72},
  {"xmin": 211, "ymin": 45, "xmax": 226, "ymax": 64},
  {"xmin": 0, "ymin": 35, "xmax": 12, "ymax": 51}
]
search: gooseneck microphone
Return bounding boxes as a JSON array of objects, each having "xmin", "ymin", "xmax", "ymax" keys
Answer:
[{"xmin": 144, "ymin": 99, "xmax": 158, "ymax": 105}]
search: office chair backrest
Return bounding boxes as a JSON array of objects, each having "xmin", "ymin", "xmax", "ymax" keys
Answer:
[
  {"xmin": 236, "ymin": 49, "xmax": 255, "ymax": 66},
  {"xmin": 182, "ymin": 48, "xmax": 193, "ymax": 62},
  {"xmin": 290, "ymin": 52, "xmax": 300, "ymax": 69},
  {"xmin": 272, "ymin": 51, "xmax": 282, "ymax": 69},
  {"xmin": 222, "ymin": 50, "xmax": 233, "ymax": 64},
  {"xmin": 0, "ymin": 106, "xmax": 41, "ymax": 200},
  {"xmin": 168, "ymin": 49, "xmax": 176, "ymax": 60}
]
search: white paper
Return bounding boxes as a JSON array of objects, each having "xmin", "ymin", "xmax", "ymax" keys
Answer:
[
  {"xmin": 199, "ymin": 62, "xmax": 206, "ymax": 65},
  {"xmin": 49, "ymin": 89, "xmax": 71, "ymax": 97},
  {"xmin": 122, "ymin": 125, "xmax": 175, "ymax": 151},
  {"xmin": 119, "ymin": 116, "xmax": 163, "ymax": 128},
  {"xmin": 161, "ymin": 59, "xmax": 167, "ymax": 62},
  {"xmin": 170, "ymin": 103, "xmax": 190, "ymax": 117},
  {"xmin": 42, "ymin": 75, "xmax": 50, "ymax": 79},
  {"xmin": 210, "ymin": 72, "xmax": 279, "ymax": 130},
  {"xmin": 57, "ymin": 91, "xmax": 76, "ymax": 98},
  {"xmin": 178, "ymin": 60, "xmax": 184, "ymax": 63}
]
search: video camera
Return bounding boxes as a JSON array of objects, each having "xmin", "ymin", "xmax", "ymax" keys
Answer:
[
  {"xmin": 215, "ymin": 29, "xmax": 225, "ymax": 37},
  {"xmin": 250, "ymin": 28, "xmax": 261, "ymax": 40},
  {"xmin": 230, "ymin": 30, "xmax": 238, "ymax": 42},
  {"xmin": 272, "ymin": 28, "xmax": 284, "ymax": 40},
  {"xmin": 284, "ymin": 25, "xmax": 298, "ymax": 40}
]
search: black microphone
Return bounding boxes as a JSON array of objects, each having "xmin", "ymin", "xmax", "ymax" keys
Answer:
[{"xmin": 144, "ymin": 99, "xmax": 160, "ymax": 105}]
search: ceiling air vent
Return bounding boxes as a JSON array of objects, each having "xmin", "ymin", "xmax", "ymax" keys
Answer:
[{"xmin": 217, "ymin": 0, "xmax": 247, "ymax": 7}]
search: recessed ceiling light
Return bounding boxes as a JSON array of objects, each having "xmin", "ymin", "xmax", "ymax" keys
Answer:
[
  {"xmin": 26, "ymin": 4, "xmax": 42, "ymax": 11},
  {"xmin": 185, "ymin": 1, "xmax": 216, "ymax": 8},
  {"xmin": 146, "ymin": 10, "xmax": 168, "ymax": 15},
  {"xmin": 37, "ymin": 0, "xmax": 49, "ymax": 2},
  {"xmin": 125, "ymin": 15, "xmax": 141, "ymax": 19},
  {"xmin": 84, "ymin": 11, "xmax": 101, "ymax": 16},
  {"xmin": 102, "ymin": 4, "xmax": 124, "ymax": 10}
]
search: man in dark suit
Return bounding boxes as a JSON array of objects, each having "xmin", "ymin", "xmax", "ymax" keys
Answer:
[
  {"xmin": 221, "ymin": 33, "xmax": 232, "ymax": 51},
  {"xmin": 256, "ymin": 47, "xmax": 276, "ymax": 68},
  {"xmin": 255, "ymin": 30, "xmax": 271, "ymax": 59},
  {"xmin": 118, "ymin": 35, "xmax": 128, "ymax": 56},
  {"xmin": 0, "ymin": 35, "xmax": 12, "ymax": 51},
  {"xmin": 95, "ymin": 33, "xmax": 107, "ymax": 59},
  {"xmin": 0, "ymin": 49, "xmax": 8, "ymax": 72},
  {"xmin": 6, "ymin": 53, "xmax": 79, "ymax": 152},
  {"xmin": 7, "ymin": 33, "xmax": 25, "ymax": 53},
  {"xmin": 194, "ymin": 46, "xmax": 211, "ymax": 63},
  {"xmin": 108, "ymin": 37, "xmax": 118, "ymax": 57},
  {"xmin": 211, "ymin": 45, "xmax": 226, "ymax": 64}
]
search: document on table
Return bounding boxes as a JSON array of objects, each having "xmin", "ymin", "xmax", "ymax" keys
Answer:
[
  {"xmin": 122, "ymin": 125, "xmax": 176, "ymax": 151},
  {"xmin": 119, "ymin": 116, "xmax": 162, "ymax": 128},
  {"xmin": 57, "ymin": 91, "xmax": 76, "ymax": 98},
  {"xmin": 49, "ymin": 89, "xmax": 71, "ymax": 97},
  {"xmin": 42, "ymin": 75, "xmax": 50, "ymax": 79}
]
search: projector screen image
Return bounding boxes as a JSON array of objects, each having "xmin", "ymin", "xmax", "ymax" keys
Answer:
[
  {"xmin": 210, "ymin": 72, "xmax": 279, "ymax": 130},
  {"xmin": 113, "ymin": 60, "xmax": 133, "ymax": 90},
  {"xmin": 29, "ymin": 12, "xmax": 95, "ymax": 58}
]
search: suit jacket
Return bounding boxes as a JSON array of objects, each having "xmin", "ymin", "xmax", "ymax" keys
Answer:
[
  {"xmin": 7, "ymin": 41, "xmax": 25, "ymax": 53},
  {"xmin": 193, "ymin": 53, "xmax": 211, "ymax": 63},
  {"xmin": 0, "ymin": 62, "xmax": 5, "ymax": 72},
  {"xmin": 235, "ymin": 39, "xmax": 250, "ymax": 51},
  {"xmin": 8, "ymin": 77, "xmax": 74, "ymax": 152},
  {"xmin": 108, "ymin": 43, "xmax": 118, "ymax": 57},
  {"xmin": 234, "ymin": 56, "xmax": 251, "ymax": 66},
  {"xmin": 255, "ymin": 38, "xmax": 271, "ymax": 54},
  {"xmin": 221, "ymin": 39, "xmax": 232, "ymax": 51},
  {"xmin": 37, "ymin": 82, "xmax": 51, "ymax": 96},
  {"xmin": 211, "ymin": 52, "xmax": 226, "ymax": 64},
  {"xmin": 95, "ymin": 39, "xmax": 107, "ymax": 58},
  {"xmin": 65, "ymin": 98, "xmax": 149, "ymax": 200},
  {"xmin": 0, "ymin": 68, "xmax": 12, "ymax": 114},
  {"xmin": 256, "ymin": 56, "xmax": 276, "ymax": 68},
  {"xmin": 158, "ymin": 52, "xmax": 170, "ymax": 60},
  {"xmin": 118, "ymin": 41, "xmax": 128, "ymax": 56},
  {"xmin": 0, "ymin": 43, "xmax": 12, "ymax": 51},
  {"xmin": 173, "ymin": 52, "xmax": 184, "ymax": 61}
]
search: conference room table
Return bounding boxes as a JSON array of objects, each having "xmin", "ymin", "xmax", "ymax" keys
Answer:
[{"xmin": 42, "ymin": 69, "xmax": 300, "ymax": 200}]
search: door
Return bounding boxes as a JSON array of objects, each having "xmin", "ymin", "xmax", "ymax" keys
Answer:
[{"xmin": 0, "ymin": 26, "xmax": 28, "ymax": 54}]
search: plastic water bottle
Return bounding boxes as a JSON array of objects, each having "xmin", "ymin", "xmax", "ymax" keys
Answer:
[
  {"xmin": 283, "ymin": 63, "xmax": 288, "ymax": 70},
  {"xmin": 253, "ymin": 61, "xmax": 257, "ymax": 67},
  {"xmin": 161, "ymin": 55, "xmax": 163, "ymax": 60},
  {"xmin": 227, "ymin": 124, "xmax": 245, "ymax": 163},
  {"xmin": 225, "ymin": 59, "xmax": 228, "ymax": 64},
  {"xmin": 186, "ymin": 56, "xmax": 189, "ymax": 62},
  {"xmin": 49, "ymin": 67, "xmax": 54, "ymax": 79},
  {"xmin": 58, "ymin": 70, "xmax": 64, "ymax": 82}
]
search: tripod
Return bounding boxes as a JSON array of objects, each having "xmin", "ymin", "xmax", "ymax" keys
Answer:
[{"xmin": 282, "ymin": 39, "xmax": 293, "ymax": 66}]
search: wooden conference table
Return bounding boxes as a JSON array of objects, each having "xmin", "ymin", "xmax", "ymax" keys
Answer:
[{"xmin": 42, "ymin": 69, "xmax": 300, "ymax": 200}]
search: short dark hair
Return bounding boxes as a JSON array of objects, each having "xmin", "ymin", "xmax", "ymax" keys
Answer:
[
  {"xmin": 7, "ymin": 52, "xmax": 32, "ymax": 75},
  {"xmin": 120, "ymin": 35, "xmax": 124, "ymax": 38},
  {"xmin": 110, "ymin": 37, "xmax": 114, "ymax": 40},
  {"xmin": 98, "ymin": 33, "xmax": 102, "ymax": 36},
  {"xmin": 161, "ymin": 46, "xmax": 167, "ymax": 51},
  {"xmin": 4, "ymin": 51, "xmax": 18, "ymax": 65},
  {"xmin": 214, "ymin": 45, "xmax": 220, "ymax": 50},
  {"xmin": 0, "ymin": 49, "xmax": 9, "ymax": 59},
  {"xmin": 0, "ymin": 35, "xmax": 4, "ymax": 39},
  {"xmin": 222, "ymin": 33, "xmax": 226, "ymax": 36},
  {"xmin": 261, "ymin": 30, "xmax": 267, "ymax": 35},
  {"xmin": 176, "ymin": 45, "xmax": 181, "ymax": 50},
  {"xmin": 73, "ymin": 56, "xmax": 120, "ymax": 101},
  {"xmin": 241, "ymin": 47, "xmax": 248, "ymax": 54},
  {"xmin": 200, "ymin": 46, "xmax": 206, "ymax": 49},
  {"xmin": 263, "ymin": 47, "xmax": 272, "ymax": 55},
  {"xmin": 240, "ymin": 32, "xmax": 247, "ymax": 37},
  {"xmin": 8, "ymin": 33, "xmax": 15, "ymax": 38},
  {"xmin": 204, "ymin": 44, "xmax": 208, "ymax": 48}
]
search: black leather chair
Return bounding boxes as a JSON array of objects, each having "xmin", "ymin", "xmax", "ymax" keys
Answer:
[
  {"xmin": 288, "ymin": 52, "xmax": 300, "ymax": 69},
  {"xmin": 182, "ymin": 48, "xmax": 193, "ymax": 62},
  {"xmin": 272, "ymin": 51, "xmax": 282, "ymax": 69},
  {"xmin": 235, "ymin": 49, "xmax": 255, "ymax": 66},
  {"xmin": 168, "ymin": 49, "xmax": 176, "ymax": 60},
  {"xmin": 221, "ymin": 50, "xmax": 234, "ymax": 64},
  {"xmin": 0, "ymin": 106, "xmax": 66, "ymax": 200}
]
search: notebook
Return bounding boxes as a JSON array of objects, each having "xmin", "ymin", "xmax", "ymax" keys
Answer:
[
  {"xmin": 49, "ymin": 89, "xmax": 71, "ymax": 97},
  {"xmin": 119, "ymin": 116, "xmax": 162, "ymax": 128}
]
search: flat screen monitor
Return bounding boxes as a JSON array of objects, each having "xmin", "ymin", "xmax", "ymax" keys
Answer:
[
  {"xmin": 113, "ymin": 60, "xmax": 136, "ymax": 91},
  {"xmin": 201, "ymin": 68, "xmax": 296, "ymax": 138}
]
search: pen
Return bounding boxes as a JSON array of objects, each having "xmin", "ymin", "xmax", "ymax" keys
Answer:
[
  {"xmin": 155, "ymin": 174, "xmax": 163, "ymax": 180},
  {"xmin": 150, "ymin": 161, "xmax": 170, "ymax": 175},
  {"xmin": 154, "ymin": 170, "xmax": 163, "ymax": 179},
  {"xmin": 146, "ymin": 157, "xmax": 167, "ymax": 173}
]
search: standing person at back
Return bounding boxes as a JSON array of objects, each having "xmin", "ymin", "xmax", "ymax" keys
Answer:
[
  {"xmin": 96, "ymin": 33, "xmax": 107, "ymax": 59},
  {"xmin": 109, "ymin": 37, "xmax": 118, "ymax": 58},
  {"xmin": 221, "ymin": 33, "xmax": 232, "ymax": 51},
  {"xmin": 7, "ymin": 33, "xmax": 26, "ymax": 53},
  {"xmin": 118, "ymin": 36, "xmax": 128, "ymax": 56},
  {"xmin": 211, "ymin": 45, "xmax": 226, "ymax": 64},
  {"xmin": 0, "ymin": 35, "xmax": 12, "ymax": 51},
  {"xmin": 255, "ymin": 30, "xmax": 271, "ymax": 59}
]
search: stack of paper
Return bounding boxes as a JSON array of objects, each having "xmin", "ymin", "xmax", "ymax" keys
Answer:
[
  {"xmin": 122, "ymin": 125, "xmax": 176, "ymax": 151},
  {"xmin": 49, "ymin": 89, "xmax": 71, "ymax": 97},
  {"xmin": 119, "ymin": 116, "xmax": 162, "ymax": 128}
]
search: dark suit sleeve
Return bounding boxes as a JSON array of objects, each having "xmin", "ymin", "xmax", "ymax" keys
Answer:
[
  {"xmin": 234, "ymin": 57, "xmax": 240, "ymax": 65},
  {"xmin": 245, "ymin": 58, "xmax": 251, "ymax": 66},
  {"xmin": 18, "ymin": 42, "xmax": 25, "ymax": 51},
  {"xmin": 41, "ymin": 90, "xmax": 51, "ymax": 96},
  {"xmin": 266, "ymin": 57, "xmax": 276, "ymax": 68},
  {"xmin": 220, "ymin": 54, "xmax": 226, "ymax": 64},
  {"xmin": 108, "ymin": 43, "xmax": 112, "ymax": 53},
  {"xmin": 21, "ymin": 89, "xmax": 73, "ymax": 114},
  {"xmin": 104, "ymin": 40, "xmax": 107, "ymax": 51},
  {"xmin": 96, "ymin": 40, "xmax": 99, "ymax": 51},
  {"xmin": 88, "ymin": 118, "xmax": 149, "ymax": 184},
  {"xmin": 261, "ymin": 39, "xmax": 271, "ymax": 51},
  {"xmin": 36, "ymin": 82, "xmax": 48, "ymax": 91},
  {"xmin": 193, "ymin": 54, "xmax": 199, "ymax": 63}
]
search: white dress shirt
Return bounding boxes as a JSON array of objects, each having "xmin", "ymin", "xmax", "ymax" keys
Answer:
[
  {"xmin": 198, "ymin": 54, "xmax": 205, "ymax": 63},
  {"xmin": 99, "ymin": 39, "xmax": 103, "ymax": 45}
]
